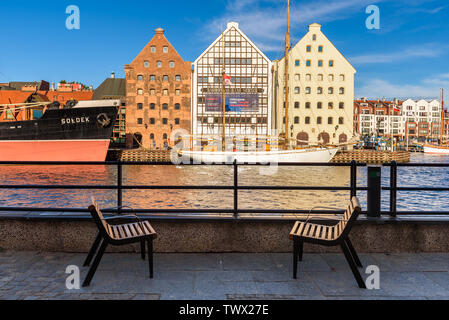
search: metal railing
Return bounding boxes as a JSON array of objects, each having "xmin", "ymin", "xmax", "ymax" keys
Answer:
[{"xmin": 0, "ymin": 160, "xmax": 448, "ymax": 220}]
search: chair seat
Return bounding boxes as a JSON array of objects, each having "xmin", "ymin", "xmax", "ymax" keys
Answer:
[
  {"xmin": 108, "ymin": 221, "xmax": 157, "ymax": 241},
  {"xmin": 290, "ymin": 221, "xmax": 339, "ymax": 242}
]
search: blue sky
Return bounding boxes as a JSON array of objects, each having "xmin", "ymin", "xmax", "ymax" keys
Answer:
[{"xmin": 0, "ymin": 0, "xmax": 448, "ymax": 100}]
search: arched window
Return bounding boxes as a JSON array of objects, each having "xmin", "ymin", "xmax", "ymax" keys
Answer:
[
  {"xmin": 317, "ymin": 102, "xmax": 322, "ymax": 109},
  {"xmin": 150, "ymin": 133, "xmax": 155, "ymax": 140},
  {"xmin": 162, "ymin": 104, "xmax": 168, "ymax": 110},
  {"xmin": 328, "ymin": 117, "xmax": 333, "ymax": 125},
  {"xmin": 339, "ymin": 117, "xmax": 344, "ymax": 125},
  {"xmin": 305, "ymin": 117, "xmax": 311, "ymax": 125},
  {"xmin": 137, "ymin": 88, "xmax": 143, "ymax": 95},
  {"xmin": 306, "ymin": 102, "xmax": 311, "ymax": 109},
  {"xmin": 175, "ymin": 103, "xmax": 181, "ymax": 110},
  {"xmin": 163, "ymin": 133, "xmax": 168, "ymax": 140},
  {"xmin": 339, "ymin": 87, "xmax": 345, "ymax": 95},
  {"xmin": 328, "ymin": 87, "xmax": 334, "ymax": 94},
  {"xmin": 137, "ymin": 75, "xmax": 143, "ymax": 81},
  {"xmin": 294, "ymin": 117, "xmax": 300, "ymax": 124},
  {"xmin": 317, "ymin": 117, "xmax": 322, "ymax": 125}
]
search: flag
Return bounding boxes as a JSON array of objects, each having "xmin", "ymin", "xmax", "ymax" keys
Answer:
[{"xmin": 223, "ymin": 74, "xmax": 232, "ymax": 85}]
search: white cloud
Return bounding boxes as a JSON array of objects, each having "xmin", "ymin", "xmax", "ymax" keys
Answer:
[
  {"xmin": 201, "ymin": 0, "xmax": 381, "ymax": 54},
  {"xmin": 356, "ymin": 74, "xmax": 449, "ymax": 99},
  {"xmin": 350, "ymin": 43, "xmax": 445, "ymax": 65}
]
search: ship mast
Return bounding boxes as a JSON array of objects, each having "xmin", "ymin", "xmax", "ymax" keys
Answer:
[
  {"xmin": 284, "ymin": 0, "xmax": 291, "ymax": 149},
  {"xmin": 440, "ymin": 88, "xmax": 445, "ymax": 144},
  {"xmin": 222, "ymin": 29, "xmax": 226, "ymax": 152}
]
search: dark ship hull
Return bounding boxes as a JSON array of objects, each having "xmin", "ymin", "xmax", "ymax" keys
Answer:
[{"xmin": 0, "ymin": 106, "xmax": 118, "ymax": 162}]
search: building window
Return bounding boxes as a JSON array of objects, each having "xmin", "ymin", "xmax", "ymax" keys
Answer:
[
  {"xmin": 318, "ymin": 74, "xmax": 323, "ymax": 81},
  {"xmin": 150, "ymin": 75, "xmax": 156, "ymax": 81},
  {"xmin": 339, "ymin": 87, "xmax": 345, "ymax": 94},
  {"xmin": 175, "ymin": 89, "xmax": 181, "ymax": 96},
  {"xmin": 317, "ymin": 102, "xmax": 322, "ymax": 109},
  {"xmin": 294, "ymin": 102, "xmax": 300, "ymax": 109},
  {"xmin": 294, "ymin": 117, "xmax": 300, "ymax": 124},
  {"xmin": 151, "ymin": 46, "xmax": 156, "ymax": 53},
  {"xmin": 163, "ymin": 75, "xmax": 169, "ymax": 82},
  {"xmin": 318, "ymin": 60, "xmax": 323, "ymax": 67},
  {"xmin": 162, "ymin": 118, "xmax": 168, "ymax": 125},
  {"xmin": 339, "ymin": 117, "xmax": 344, "ymax": 125},
  {"xmin": 163, "ymin": 89, "xmax": 168, "ymax": 96},
  {"xmin": 175, "ymin": 118, "xmax": 180, "ymax": 125},
  {"xmin": 329, "ymin": 74, "xmax": 334, "ymax": 81},
  {"xmin": 169, "ymin": 61, "xmax": 175, "ymax": 68},
  {"xmin": 150, "ymin": 118, "xmax": 155, "ymax": 125},
  {"xmin": 162, "ymin": 103, "xmax": 168, "ymax": 110},
  {"xmin": 306, "ymin": 102, "xmax": 311, "ymax": 109},
  {"xmin": 329, "ymin": 60, "xmax": 334, "ymax": 67},
  {"xmin": 157, "ymin": 61, "xmax": 162, "ymax": 68},
  {"xmin": 306, "ymin": 74, "xmax": 311, "ymax": 81},
  {"xmin": 163, "ymin": 134, "xmax": 168, "ymax": 140},
  {"xmin": 150, "ymin": 89, "xmax": 156, "ymax": 95},
  {"xmin": 150, "ymin": 103, "xmax": 155, "ymax": 110},
  {"xmin": 306, "ymin": 87, "xmax": 311, "ymax": 94},
  {"xmin": 137, "ymin": 89, "xmax": 143, "ymax": 95},
  {"xmin": 340, "ymin": 74, "xmax": 345, "ymax": 81},
  {"xmin": 312, "ymin": 34, "xmax": 317, "ymax": 41},
  {"xmin": 306, "ymin": 45, "xmax": 311, "ymax": 52},
  {"xmin": 294, "ymin": 74, "xmax": 300, "ymax": 81},
  {"xmin": 306, "ymin": 60, "xmax": 311, "ymax": 67},
  {"xmin": 318, "ymin": 46, "xmax": 323, "ymax": 52},
  {"xmin": 137, "ymin": 118, "xmax": 143, "ymax": 125},
  {"xmin": 339, "ymin": 102, "xmax": 344, "ymax": 109},
  {"xmin": 137, "ymin": 75, "xmax": 143, "ymax": 81},
  {"xmin": 294, "ymin": 87, "xmax": 300, "ymax": 94},
  {"xmin": 198, "ymin": 76, "xmax": 208, "ymax": 83},
  {"xmin": 328, "ymin": 117, "xmax": 333, "ymax": 125},
  {"xmin": 175, "ymin": 103, "xmax": 181, "ymax": 110},
  {"xmin": 144, "ymin": 61, "xmax": 150, "ymax": 68},
  {"xmin": 328, "ymin": 102, "xmax": 334, "ymax": 109},
  {"xmin": 305, "ymin": 117, "xmax": 311, "ymax": 125},
  {"xmin": 175, "ymin": 75, "xmax": 181, "ymax": 81},
  {"xmin": 295, "ymin": 60, "xmax": 300, "ymax": 66},
  {"xmin": 328, "ymin": 87, "xmax": 334, "ymax": 94},
  {"xmin": 317, "ymin": 87, "xmax": 323, "ymax": 94},
  {"xmin": 150, "ymin": 133, "xmax": 154, "ymax": 140},
  {"xmin": 317, "ymin": 117, "xmax": 322, "ymax": 124},
  {"xmin": 137, "ymin": 103, "xmax": 143, "ymax": 110},
  {"xmin": 163, "ymin": 46, "xmax": 168, "ymax": 53}
]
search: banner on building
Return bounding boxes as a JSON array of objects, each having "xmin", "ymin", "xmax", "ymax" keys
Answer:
[{"xmin": 205, "ymin": 94, "xmax": 259, "ymax": 112}]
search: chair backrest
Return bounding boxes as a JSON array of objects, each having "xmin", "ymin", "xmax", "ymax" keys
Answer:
[
  {"xmin": 88, "ymin": 197, "xmax": 112, "ymax": 239},
  {"xmin": 335, "ymin": 197, "xmax": 361, "ymax": 240}
]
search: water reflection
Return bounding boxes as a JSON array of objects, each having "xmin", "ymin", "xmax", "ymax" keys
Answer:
[{"xmin": 0, "ymin": 153, "xmax": 448, "ymax": 213}]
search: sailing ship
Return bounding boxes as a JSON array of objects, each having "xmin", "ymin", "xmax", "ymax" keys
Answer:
[
  {"xmin": 181, "ymin": 0, "xmax": 339, "ymax": 163},
  {"xmin": 423, "ymin": 89, "xmax": 449, "ymax": 155},
  {"xmin": 0, "ymin": 99, "xmax": 119, "ymax": 162}
]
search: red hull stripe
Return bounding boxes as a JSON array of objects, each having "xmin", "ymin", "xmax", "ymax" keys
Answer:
[{"xmin": 0, "ymin": 140, "xmax": 111, "ymax": 162}]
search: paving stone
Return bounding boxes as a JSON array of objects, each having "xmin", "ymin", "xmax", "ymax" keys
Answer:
[{"xmin": 221, "ymin": 253, "xmax": 278, "ymax": 271}]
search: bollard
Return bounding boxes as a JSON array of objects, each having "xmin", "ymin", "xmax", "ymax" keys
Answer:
[{"xmin": 367, "ymin": 166, "xmax": 381, "ymax": 218}]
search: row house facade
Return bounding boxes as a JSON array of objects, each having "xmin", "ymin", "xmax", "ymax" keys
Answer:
[
  {"xmin": 191, "ymin": 22, "xmax": 272, "ymax": 148},
  {"xmin": 402, "ymin": 99, "xmax": 442, "ymax": 140},
  {"xmin": 125, "ymin": 28, "xmax": 191, "ymax": 149},
  {"xmin": 274, "ymin": 23, "xmax": 356, "ymax": 146},
  {"xmin": 354, "ymin": 99, "xmax": 403, "ymax": 139}
]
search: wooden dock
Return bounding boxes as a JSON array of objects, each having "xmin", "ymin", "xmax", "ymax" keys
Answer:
[
  {"xmin": 107, "ymin": 149, "xmax": 171, "ymax": 162},
  {"xmin": 331, "ymin": 150, "xmax": 410, "ymax": 164}
]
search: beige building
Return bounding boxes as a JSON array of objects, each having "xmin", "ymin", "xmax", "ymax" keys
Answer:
[{"xmin": 274, "ymin": 23, "xmax": 356, "ymax": 147}]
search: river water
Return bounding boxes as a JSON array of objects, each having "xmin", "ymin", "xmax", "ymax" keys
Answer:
[{"xmin": 0, "ymin": 153, "xmax": 448, "ymax": 214}]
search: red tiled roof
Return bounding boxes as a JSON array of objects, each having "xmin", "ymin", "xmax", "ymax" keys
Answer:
[
  {"xmin": 0, "ymin": 91, "xmax": 35, "ymax": 105},
  {"xmin": 37, "ymin": 91, "xmax": 93, "ymax": 104}
]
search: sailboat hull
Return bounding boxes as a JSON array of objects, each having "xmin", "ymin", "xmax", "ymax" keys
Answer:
[
  {"xmin": 181, "ymin": 147, "xmax": 339, "ymax": 164},
  {"xmin": 423, "ymin": 145, "xmax": 449, "ymax": 155}
]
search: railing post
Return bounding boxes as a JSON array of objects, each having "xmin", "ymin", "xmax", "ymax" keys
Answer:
[
  {"xmin": 390, "ymin": 161, "xmax": 398, "ymax": 217},
  {"xmin": 367, "ymin": 166, "xmax": 382, "ymax": 218},
  {"xmin": 350, "ymin": 161, "xmax": 357, "ymax": 199},
  {"xmin": 234, "ymin": 160, "xmax": 238, "ymax": 219},
  {"xmin": 117, "ymin": 160, "xmax": 122, "ymax": 215}
]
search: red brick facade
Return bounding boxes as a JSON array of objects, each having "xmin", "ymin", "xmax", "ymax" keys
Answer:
[{"xmin": 125, "ymin": 28, "xmax": 191, "ymax": 149}]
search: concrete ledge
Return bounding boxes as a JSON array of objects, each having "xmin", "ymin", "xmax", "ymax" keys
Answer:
[{"xmin": 1, "ymin": 219, "xmax": 449, "ymax": 253}]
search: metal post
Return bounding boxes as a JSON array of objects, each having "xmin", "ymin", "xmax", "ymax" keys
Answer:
[
  {"xmin": 390, "ymin": 161, "xmax": 397, "ymax": 217},
  {"xmin": 117, "ymin": 160, "xmax": 122, "ymax": 215},
  {"xmin": 350, "ymin": 161, "xmax": 357, "ymax": 198},
  {"xmin": 234, "ymin": 160, "xmax": 238, "ymax": 219},
  {"xmin": 367, "ymin": 166, "xmax": 382, "ymax": 218}
]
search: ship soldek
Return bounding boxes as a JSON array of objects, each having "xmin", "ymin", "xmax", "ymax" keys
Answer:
[{"xmin": 0, "ymin": 100, "xmax": 119, "ymax": 162}]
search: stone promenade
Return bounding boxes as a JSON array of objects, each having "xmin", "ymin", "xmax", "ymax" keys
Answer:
[{"xmin": 1, "ymin": 251, "xmax": 449, "ymax": 300}]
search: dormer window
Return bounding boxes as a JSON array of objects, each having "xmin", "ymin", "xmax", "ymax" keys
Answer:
[
  {"xmin": 312, "ymin": 34, "xmax": 317, "ymax": 41},
  {"xmin": 163, "ymin": 46, "xmax": 168, "ymax": 53}
]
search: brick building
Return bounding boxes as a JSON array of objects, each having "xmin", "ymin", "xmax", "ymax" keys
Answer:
[{"xmin": 125, "ymin": 28, "xmax": 191, "ymax": 149}]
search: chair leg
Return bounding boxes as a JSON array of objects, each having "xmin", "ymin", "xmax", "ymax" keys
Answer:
[
  {"xmin": 140, "ymin": 240, "xmax": 146, "ymax": 260},
  {"xmin": 293, "ymin": 238, "xmax": 299, "ymax": 279},
  {"xmin": 345, "ymin": 237, "xmax": 363, "ymax": 268},
  {"xmin": 82, "ymin": 240, "xmax": 108, "ymax": 287},
  {"xmin": 298, "ymin": 240, "xmax": 304, "ymax": 262},
  {"xmin": 340, "ymin": 241, "xmax": 366, "ymax": 289},
  {"xmin": 147, "ymin": 238, "xmax": 154, "ymax": 279},
  {"xmin": 83, "ymin": 232, "xmax": 102, "ymax": 267}
]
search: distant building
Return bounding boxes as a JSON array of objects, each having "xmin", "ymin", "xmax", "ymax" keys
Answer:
[
  {"xmin": 354, "ymin": 98, "xmax": 403, "ymax": 139},
  {"xmin": 93, "ymin": 74, "xmax": 127, "ymax": 146},
  {"xmin": 402, "ymin": 99, "xmax": 442, "ymax": 141},
  {"xmin": 38, "ymin": 90, "xmax": 93, "ymax": 106},
  {"xmin": 274, "ymin": 23, "xmax": 356, "ymax": 147},
  {"xmin": 192, "ymin": 22, "xmax": 272, "ymax": 147},
  {"xmin": 8, "ymin": 81, "xmax": 50, "ymax": 92},
  {"xmin": 125, "ymin": 27, "xmax": 192, "ymax": 149}
]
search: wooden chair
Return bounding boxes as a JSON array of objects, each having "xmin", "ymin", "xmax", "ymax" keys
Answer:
[
  {"xmin": 289, "ymin": 196, "xmax": 366, "ymax": 289},
  {"xmin": 82, "ymin": 198, "xmax": 157, "ymax": 287}
]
